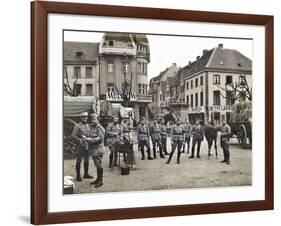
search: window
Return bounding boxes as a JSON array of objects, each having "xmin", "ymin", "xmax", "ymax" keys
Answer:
[
  {"xmin": 191, "ymin": 80, "xmax": 193, "ymax": 89},
  {"xmin": 86, "ymin": 84, "xmax": 93, "ymax": 95},
  {"xmin": 107, "ymin": 83, "xmax": 114, "ymax": 93},
  {"xmin": 200, "ymin": 92, "xmax": 204, "ymax": 106},
  {"xmin": 186, "ymin": 95, "xmax": 189, "ymax": 105},
  {"xmin": 186, "ymin": 82, "xmax": 189, "ymax": 90},
  {"xmin": 138, "ymin": 84, "xmax": 142, "ymax": 94},
  {"xmin": 107, "ymin": 60, "xmax": 114, "ymax": 73},
  {"xmin": 75, "ymin": 51, "xmax": 83, "ymax": 59},
  {"xmin": 124, "ymin": 63, "xmax": 129, "ymax": 73},
  {"xmin": 226, "ymin": 91, "xmax": 233, "ymax": 105},
  {"xmin": 74, "ymin": 84, "xmax": 81, "ymax": 96},
  {"xmin": 200, "ymin": 76, "xmax": 204, "ymax": 85},
  {"xmin": 195, "ymin": 93, "xmax": 198, "ymax": 107},
  {"xmin": 195, "ymin": 78, "xmax": 198, "ymax": 87},
  {"xmin": 226, "ymin": 75, "xmax": 233, "ymax": 85},
  {"xmin": 213, "ymin": 74, "xmax": 220, "ymax": 84},
  {"xmin": 86, "ymin": 67, "xmax": 93, "ymax": 78},
  {"xmin": 74, "ymin": 67, "xmax": 81, "ymax": 78},
  {"xmin": 191, "ymin": 94, "xmax": 193, "ymax": 107},
  {"xmin": 213, "ymin": 91, "xmax": 221, "ymax": 105},
  {"xmin": 109, "ymin": 40, "xmax": 114, "ymax": 46}
]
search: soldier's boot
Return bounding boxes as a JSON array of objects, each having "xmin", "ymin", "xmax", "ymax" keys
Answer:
[
  {"xmin": 182, "ymin": 144, "xmax": 185, "ymax": 153},
  {"xmin": 147, "ymin": 149, "xmax": 153, "ymax": 160},
  {"xmin": 166, "ymin": 153, "xmax": 172, "ymax": 164},
  {"xmin": 153, "ymin": 146, "xmax": 157, "ymax": 159},
  {"xmin": 113, "ymin": 152, "xmax": 118, "ymax": 167},
  {"xmin": 177, "ymin": 152, "xmax": 181, "ymax": 164},
  {"xmin": 94, "ymin": 168, "xmax": 103, "ymax": 188},
  {"xmin": 140, "ymin": 149, "xmax": 145, "ymax": 160},
  {"xmin": 187, "ymin": 144, "xmax": 190, "ymax": 154},
  {"xmin": 189, "ymin": 147, "xmax": 195, "ymax": 158},
  {"xmin": 109, "ymin": 153, "xmax": 113, "ymax": 168},
  {"xmin": 83, "ymin": 162, "xmax": 93, "ymax": 179},
  {"xmin": 90, "ymin": 168, "xmax": 99, "ymax": 185},
  {"xmin": 75, "ymin": 163, "xmax": 82, "ymax": 182},
  {"xmin": 159, "ymin": 147, "xmax": 165, "ymax": 158}
]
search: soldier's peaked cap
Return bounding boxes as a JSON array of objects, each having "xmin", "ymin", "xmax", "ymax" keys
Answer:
[{"xmin": 80, "ymin": 112, "xmax": 88, "ymax": 117}]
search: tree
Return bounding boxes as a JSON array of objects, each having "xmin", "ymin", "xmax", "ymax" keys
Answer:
[
  {"xmin": 218, "ymin": 74, "xmax": 252, "ymax": 104},
  {"xmin": 64, "ymin": 66, "xmax": 80, "ymax": 96}
]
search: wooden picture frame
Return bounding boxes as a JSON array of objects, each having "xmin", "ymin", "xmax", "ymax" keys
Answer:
[{"xmin": 31, "ymin": 1, "xmax": 274, "ymax": 224}]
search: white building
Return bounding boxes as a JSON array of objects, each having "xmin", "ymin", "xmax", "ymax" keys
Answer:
[{"xmin": 183, "ymin": 44, "xmax": 252, "ymax": 124}]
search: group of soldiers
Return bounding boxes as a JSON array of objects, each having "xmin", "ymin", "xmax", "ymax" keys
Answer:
[
  {"xmin": 137, "ymin": 117, "xmax": 231, "ymax": 165},
  {"xmin": 70, "ymin": 112, "xmax": 232, "ymax": 188},
  {"xmin": 70, "ymin": 113, "xmax": 133, "ymax": 187}
]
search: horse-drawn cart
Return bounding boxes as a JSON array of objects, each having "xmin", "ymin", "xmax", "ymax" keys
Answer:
[{"xmin": 229, "ymin": 101, "xmax": 252, "ymax": 149}]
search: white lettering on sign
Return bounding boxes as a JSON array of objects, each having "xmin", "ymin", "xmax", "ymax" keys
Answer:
[
  {"xmin": 188, "ymin": 106, "xmax": 205, "ymax": 113},
  {"xmin": 207, "ymin": 105, "xmax": 231, "ymax": 112},
  {"xmin": 106, "ymin": 91, "xmax": 136, "ymax": 101}
]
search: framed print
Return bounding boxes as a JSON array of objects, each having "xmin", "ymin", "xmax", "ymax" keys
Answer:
[{"xmin": 31, "ymin": 1, "xmax": 274, "ymax": 224}]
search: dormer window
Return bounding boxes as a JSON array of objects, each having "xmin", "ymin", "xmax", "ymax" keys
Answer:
[
  {"xmin": 75, "ymin": 51, "xmax": 84, "ymax": 59},
  {"xmin": 237, "ymin": 63, "xmax": 242, "ymax": 67},
  {"xmin": 109, "ymin": 40, "xmax": 114, "ymax": 46}
]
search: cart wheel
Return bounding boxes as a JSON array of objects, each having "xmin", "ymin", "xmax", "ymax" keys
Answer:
[{"xmin": 238, "ymin": 124, "xmax": 247, "ymax": 148}]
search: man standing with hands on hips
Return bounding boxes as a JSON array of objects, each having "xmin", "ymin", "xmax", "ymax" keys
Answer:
[{"xmin": 86, "ymin": 113, "xmax": 105, "ymax": 188}]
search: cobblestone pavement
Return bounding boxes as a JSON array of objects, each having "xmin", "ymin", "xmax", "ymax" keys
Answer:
[{"xmin": 64, "ymin": 137, "xmax": 252, "ymax": 194}]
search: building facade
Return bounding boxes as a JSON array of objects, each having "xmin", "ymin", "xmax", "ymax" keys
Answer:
[
  {"xmin": 183, "ymin": 44, "xmax": 252, "ymax": 124},
  {"xmin": 98, "ymin": 33, "xmax": 152, "ymax": 121},
  {"xmin": 148, "ymin": 63, "xmax": 178, "ymax": 116},
  {"xmin": 149, "ymin": 44, "xmax": 252, "ymax": 124},
  {"xmin": 64, "ymin": 42, "xmax": 99, "ymax": 97}
]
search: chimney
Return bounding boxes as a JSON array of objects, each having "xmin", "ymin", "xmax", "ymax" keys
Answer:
[
  {"xmin": 218, "ymin": 43, "xmax": 223, "ymax": 48},
  {"xmin": 188, "ymin": 61, "xmax": 191, "ymax": 65},
  {"xmin": 196, "ymin": 56, "xmax": 200, "ymax": 60},
  {"xmin": 203, "ymin": 49, "xmax": 208, "ymax": 55}
]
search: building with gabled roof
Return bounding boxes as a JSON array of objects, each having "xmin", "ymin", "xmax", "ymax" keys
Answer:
[
  {"xmin": 148, "ymin": 63, "xmax": 178, "ymax": 116},
  {"xmin": 183, "ymin": 43, "xmax": 252, "ymax": 124}
]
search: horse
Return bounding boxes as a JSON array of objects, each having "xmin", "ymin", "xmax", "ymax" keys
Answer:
[{"xmin": 204, "ymin": 123, "xmax": 218, "ymax": 159}]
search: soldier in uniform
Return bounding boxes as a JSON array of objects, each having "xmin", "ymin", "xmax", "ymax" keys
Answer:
[
  {"xmin": 220, "ymin": 120, "xmax": 231, "ymax": 164},
  {"xmin": 182, "ymin": 119, "xmax": 192, "ymax": 154},
  {"xmin": 71, "ymin": 112, "xmax": 93, "ymax": 181},
  {"xmin": 150, "ymin": 118, "xmax": 165, "ymax": 159},
  {"xmin": 189, "ymin": 120, "xmax": 204, "ymax": 158},
  {"xmin": 106, "ymin": 116, "xmax": 121, "ymax": 168},
  {"xmin": 160, "ymin": 119, "xmax": 169, "ymax": 155},
  {"xmin": 137, "ymin": 117, "xmax": 153, "ymax": 160},
  {"xmin": 166, "ymin": 118, "xmax": 185, "ymax": 164},
  {"xmin": 85, "ymin": 113, "xmax": 105, "ymax": 188}
]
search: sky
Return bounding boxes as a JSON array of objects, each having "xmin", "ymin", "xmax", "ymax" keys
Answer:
[{"xmin": 64, "ymin": 31, "xmax": 252, "ymax": 80}]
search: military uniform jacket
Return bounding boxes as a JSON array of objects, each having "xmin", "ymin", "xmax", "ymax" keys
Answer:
[
  {"xmin": 183, "ymin": 123, "xmax": 192, "ymax": 138},
  {"xmin": 220, "ymin": 124, "xmax": 231, "ymax": 142},
  {"xmin": 150, "ymin": 123, "xmax": 161, "ymax": 141},
  {"xmin": 137, "ymin": 123, "xmax": 150, "ymax": 141},
  {"xmin": 120, "ymin": 123, "xmax": 130, "ymax": 142},
  {"xmin": 160, "ymin": 124, "xmax": 167, "ymax": 139},
  {"xmin": 88, "ymin": 123, "xmax": 105, "ymax": 156},
  {"xmin": 191, "ymin": 124, "xmax": 204, "ymax": 141},
  {"xmin": 170, "ymin": 124, "xmax": 185, "ymax": 142},
  {"xmin": 71, "ymin": 122, "xmax": 91, "ymax": 151},
  {"xmin": 106, "ymin": 122, "xmax": 121, "ymax": 145}
]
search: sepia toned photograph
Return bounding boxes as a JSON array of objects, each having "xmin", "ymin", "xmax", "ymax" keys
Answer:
[{"xmin": 63, "ymin": 30, "xmax": 252, "ymax": 195}]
